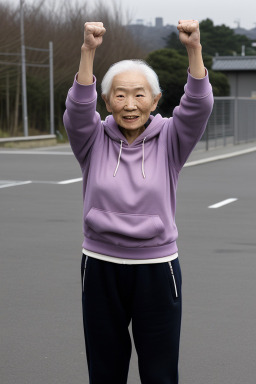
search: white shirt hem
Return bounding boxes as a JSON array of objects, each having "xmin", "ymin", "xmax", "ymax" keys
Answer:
[{"xmin": 82, "ymin": 248, "xmax": 178, "ymax": 264}]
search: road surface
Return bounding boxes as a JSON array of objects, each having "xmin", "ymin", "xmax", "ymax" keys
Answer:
[{"xmin": 0, "ymin": 145, "xmax": 255, "ymax": 384}]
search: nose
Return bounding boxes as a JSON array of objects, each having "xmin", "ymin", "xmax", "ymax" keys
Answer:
[{"xmin": 124, "ymin": 96, "xmax": 137, "ymax": 110}]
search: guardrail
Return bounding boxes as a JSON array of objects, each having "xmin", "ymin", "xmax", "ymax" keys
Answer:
[{"xmin": 0, "ymin": 134, "xmax": 57, "ymax": 148}]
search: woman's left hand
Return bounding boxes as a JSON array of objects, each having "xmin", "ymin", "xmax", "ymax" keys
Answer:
[
  {"xmin": 177, "ymin": 20, "xmax": 201, "ymax": 49},
  {"xmin": 177, "ymin": 19, "xmax": 205, "ymax": 78}
]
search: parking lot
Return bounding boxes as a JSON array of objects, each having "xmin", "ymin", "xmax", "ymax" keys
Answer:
[{"xmin": 1, "ymin": 144, "xmax": 256, "ymax": 384}]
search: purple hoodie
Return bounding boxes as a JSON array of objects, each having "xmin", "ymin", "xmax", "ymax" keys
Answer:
[{"xmin": 63, "ymin": 71, "xmax": 213, "ymax": 260}]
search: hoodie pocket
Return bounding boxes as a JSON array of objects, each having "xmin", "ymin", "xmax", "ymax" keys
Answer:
[{"xmin": 85, "ymin": 207, "xmax": 165, "ymax": 247}]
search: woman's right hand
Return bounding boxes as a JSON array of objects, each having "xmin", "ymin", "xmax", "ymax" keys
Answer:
[
  {"xmin": 83, "ymin": 22, "xmax": 106, "ymax": 50},
  {"xmin": 78, "ymin": 22, "xmax": 106, "ymax": 85}
]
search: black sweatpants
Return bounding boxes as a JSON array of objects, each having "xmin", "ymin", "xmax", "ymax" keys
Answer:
[{"xmin": 81, "ymin": 254, "xmax": 182, "ymax": 384}]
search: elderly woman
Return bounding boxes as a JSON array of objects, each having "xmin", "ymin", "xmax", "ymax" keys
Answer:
[{"xmin": 64, "ymin": 20, "xmax": 213, "ymax": 384}]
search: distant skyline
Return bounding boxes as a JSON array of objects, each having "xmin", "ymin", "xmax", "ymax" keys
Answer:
[
  {"xmin": 111, "ymin": 0, "xmax": 256, "ymax": 30},
  {"xmin": 7, "ymin": 0, "xmax": 256, "ymax": 30}
]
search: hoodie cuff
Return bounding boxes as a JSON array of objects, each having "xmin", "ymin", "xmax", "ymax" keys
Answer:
[
  {"xmin": 68, "ymin": 74, "xmax": 97, "ymax": 103},
  {"xmin": 185, "ymin": 68, "xmax": 211, "ymax": 98}
]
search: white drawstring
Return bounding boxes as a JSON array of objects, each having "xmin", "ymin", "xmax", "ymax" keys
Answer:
[
  {"xmin": 113, "ymin": 140, "xmax": 123, "ymax": 177},
  {"xmin": 142, "ymin": 137, "xmax": 147, "ymax": 179},
  {"xmin": 113, "ymin": 138, "xmax": 147, "ymax": 178}
]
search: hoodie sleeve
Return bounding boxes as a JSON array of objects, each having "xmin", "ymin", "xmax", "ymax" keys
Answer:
[
  {"xmin": 167, "ymin": 70, "xmax": 214, "ymax": 172},
  {"xmin": 63, "ymin": 75, "xmax": 102, "ymax": 168}
]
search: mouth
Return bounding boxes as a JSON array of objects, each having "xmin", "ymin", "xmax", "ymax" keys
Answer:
[{"xmin": 122, "ymin": 115, "xmax": 139, "ymax": 121}]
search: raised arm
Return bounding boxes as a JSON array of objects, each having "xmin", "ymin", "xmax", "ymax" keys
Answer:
[
  {"xmin": 77, "ymin": 22, "xmax": 106, "ymax": 85},
  {"xmin": 177, "ymin": 20, "xmax": 205, "ymax": 79},
  {"xmin": 167, "ymin": 20, "xmax": 213, "ymax": 171},
  {"xmin": 63, "ymin": 22, "xmax": 106, "ymax": 167}
]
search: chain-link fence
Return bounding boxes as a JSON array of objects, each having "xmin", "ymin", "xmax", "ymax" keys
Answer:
[{"xmin": 201, "ymin": 97, "xmax": 256, "ymax": 150}]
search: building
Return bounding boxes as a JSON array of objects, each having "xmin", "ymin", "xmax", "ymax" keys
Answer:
[
  {"xmin": 126, "ymin": 23, "xmax": 176, "ymax": 53},
  {"xmin": 212, "ymin": 56, "xmax": 256, "ymax": 97},
  {"xmin": 155, "ymin": 17, "xmax": 163, "ymax": 28}
]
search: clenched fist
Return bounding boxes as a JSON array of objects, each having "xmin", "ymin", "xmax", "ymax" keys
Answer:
[
  {"xmin": 177, "ymin": 20, "xmax": 201, "ymax": 49},
  {"xmin": 83, "ymin": 22, "xmax": 106, "ymax": 50}
]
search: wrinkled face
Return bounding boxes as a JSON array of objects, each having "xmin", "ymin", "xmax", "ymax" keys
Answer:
[{"xmin": 103, "ymin": 71, "xmax": 161, "ymax": 131}]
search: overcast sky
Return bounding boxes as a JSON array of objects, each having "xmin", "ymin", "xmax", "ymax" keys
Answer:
[
  {"xmin": 11, "ymin": 0, "xmax": 256, "ymax": 30},
  {"xmin": 113, "ymin": 0, "xmax": 256, "ymax": 30}
]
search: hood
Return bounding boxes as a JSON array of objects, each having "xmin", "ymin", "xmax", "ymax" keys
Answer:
[{"xmin": 102, "ymin": 114, "xmax": 167, "ymax": 178}]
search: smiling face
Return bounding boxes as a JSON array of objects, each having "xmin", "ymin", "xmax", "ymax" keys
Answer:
[{"xmin": 103, "ymin": 71, "xmax": 161, "ymax": 139}]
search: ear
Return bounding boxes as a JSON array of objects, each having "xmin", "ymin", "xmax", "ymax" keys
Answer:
[
  {"xmin": 102, "ymin": 94, "xmax": 112, "ymax": 113},
  {"xmin": 150, "ymin": 93, "xmax": 162, "ymax": 112}
]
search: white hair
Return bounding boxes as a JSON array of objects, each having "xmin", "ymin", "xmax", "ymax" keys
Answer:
[{"xmin": 101, "ymin": 59, "xmax": 161, "ymax": 97}]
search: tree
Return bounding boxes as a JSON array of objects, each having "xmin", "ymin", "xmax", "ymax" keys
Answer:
[
  {"xmin": 164, "ymin": 32, "xmax": 184, "ymax": 53},
  {"xmin": 146, "ymin": 49, "xmax": 229, "ymax": 117},
  {"xmin": 0, "ymin": 1, "xmax": 145, "ymax": 137},
  {"xmin": 146, "ymin": 49, "xmax": 188, "ymax": 116},
  {"xmin": 165, "ymin": 18, "xmax": 254, "ymax": 57},
  {"xmin": 200, "ymin": 19, "xmax": 253, "ymax": 56}
]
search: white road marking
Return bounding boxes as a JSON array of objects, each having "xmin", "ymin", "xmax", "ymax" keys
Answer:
[
  {"xmin": 1, "ymin": 145, "xmax": 256, "ymax": 163},
  {"xmin": 1, "ymin": 145, "xmax": 255, "ymax": 190},
  {"xmin": 58, "ymin": 178, "xmax": 82, "ymax": 185},
  {"xmin": 185, "ymin": 146, "xmax": 256, "ymax": 167},
  {"xmin": 0, "ymin": 150, "xmax": 72, "ymax": 155},
  {"xmin": 0, "ymin": 178, "xmax": 82, "ymax": 189},
  {"xmin": 208, "ymin": 198, "xmax": 238, "ymax": 209},
  {"xmin": 29, "ymin": 180, "xmax": 59, "ymax": 185},
  {"xmin": 0, "ymin": 180, "xmax": 32, "ymax": 189}
]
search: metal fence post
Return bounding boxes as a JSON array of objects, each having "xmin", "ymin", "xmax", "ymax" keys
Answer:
[
  {"xmin": 222, "ymin": 101, "xmax": 226, "ymax": 146},
  {"xmin": 234, "ymin": 98, "xmax": 238, "ymax": 145}
]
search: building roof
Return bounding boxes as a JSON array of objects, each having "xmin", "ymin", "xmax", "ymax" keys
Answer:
[{"xmin": 212, "ymin": 56, "xmax": 256, "ymax": 71}]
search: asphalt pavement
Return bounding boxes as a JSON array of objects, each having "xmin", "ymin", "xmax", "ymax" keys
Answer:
[{"xmin": 0, "ymin": 142, "xmax": 256, "ymax": 384}]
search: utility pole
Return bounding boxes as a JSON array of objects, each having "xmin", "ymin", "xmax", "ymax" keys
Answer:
[
  {"xmin": 20, "ymin": 0, "xmax": 28, "ymax": 136},
  {"xmin": 49, "ymin": 42, "xmax": 54, "ymax": 135}
]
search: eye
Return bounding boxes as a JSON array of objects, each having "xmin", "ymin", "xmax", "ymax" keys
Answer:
[
  {"xmin": 116, "ymin": 94, "xmax": 124, "ymax": 98},
  {"xmin": 136, "ymin": 94, "xmax": 144, "ymax": 98}
]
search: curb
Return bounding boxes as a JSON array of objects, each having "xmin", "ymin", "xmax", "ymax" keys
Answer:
[
  {"xmin": 185, "ymin": 146, "xmax": 256, "ymax": 167},
  {"xmin": 0, "ymin": 135, "xmax": 57, "ymax": 149}
]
